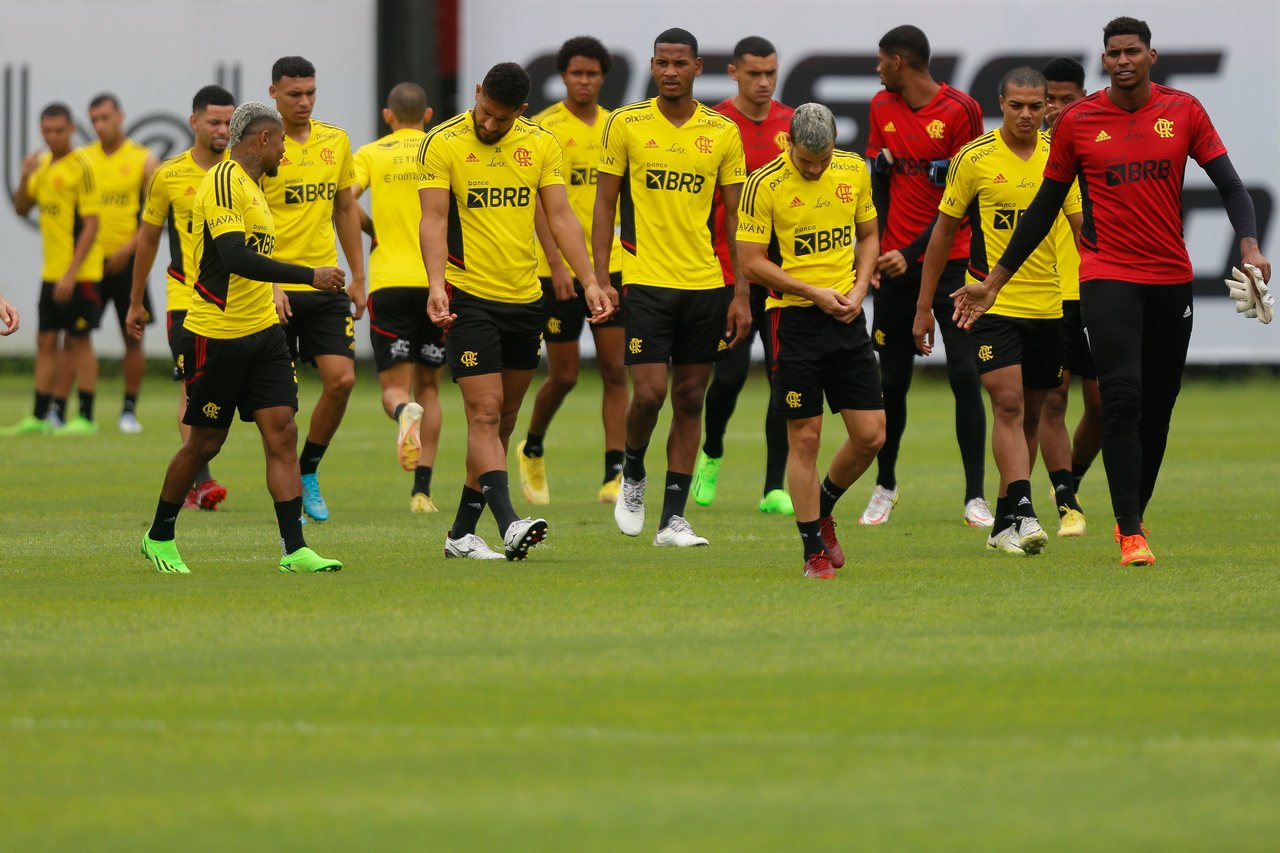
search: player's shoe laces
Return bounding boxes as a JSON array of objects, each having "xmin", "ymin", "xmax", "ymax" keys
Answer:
[
  {"xmin": 986, "ymin": 526, "xmax": 1024, "ymax": 554},
  {"xmin": 1, "ymin": 415, "xmax": 53, "ymax": 436},
  {"xmin": 118, "ymin": 411, "xmax": 143, "ymax": 434},
  {"xmin": 1057, "ymin": 508, "xmax": 1086, "ymax": 537},
  {"xmin": 803, "ymin": 551, "xmax": 837, "ymax": 579},
  {"xmin": 1113, "ymin": 523, "xmax": 1151, "ymax": 543},
  {"xmin": 396, "ymin": 402, "xmax": 423, "ymax": 471},
  {"xmin": 1119, "ymin": 533, "xmax": 1156, "ymax": 567},
  {"xmin": 691, "ymin": 451, "xmax": 722, "ymax": 506},
  {"xmin": 301, "ymin": 473, "xmax": 329, "ymax": 522},
  {"xmin": 597, "ymin": 472, "xmax": 621, "ymax": 505},
  {"xmin": 193, "ymin": 478, "xmax": 227, "ymax": 510},
  {"xmin": 1015, "ymin": 517, "xmax": 1048, "ymax": 555},
  {"xmin": 56, "ymin": 415, "xmax": 97, "ymax": 436},
  {"xmin": 443, "ymin": 532, "xmax": 506, "ymax": 560},
  {"xmin": 410, "ymin": 492, "xmax": 438, "ymax": 513},
  {"xmin": 141, "ymin": 535, "xmax": 190, "ymax": 574},
  {"xmin": 615, "ymin": 476, "xmax": 646, "ymax": 536},
  {"xmin": 653, "ymin": 515, "xmax": 709, "ymax": 547},
  {"xmin": 279, "ymin": 547, "xmax": 343, "ymax": 573},
  {"xmin": 963, "ymin": 497, "xmax": 994, "ymax": 528},
  {"xmin": 759, "ymin": 489, "xmax": 795, "ymax": 516},
  {"xmin": 818, "ymin": 515, "xmax": 845, "ymax": 568},
  {"xmin": 516, "ymin": 440, "xmax": 550, "ymax": 505},
  {"xmin": 503, "ymin": 517, "xmax": 548, "ymax": 560},
  {"xmin": 859, "ymin": 485, "xmax": 898, "ymax": 525}
]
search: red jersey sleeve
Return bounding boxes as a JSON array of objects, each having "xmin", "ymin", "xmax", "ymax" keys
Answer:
[
  {"xmin": 1043, "ymin": 105, "xmax": 1080, "ymax": 183},
  {"xmin": 944, "ymin": 89, "xmax": 983, "ymax": 155},
  {"xmin": 866, "ymin": 98, "xmax": 885, "ymax": 159},
  {"xmin": 1188, "ymin": 97, "xmax": 1227, "ymax": 166}
]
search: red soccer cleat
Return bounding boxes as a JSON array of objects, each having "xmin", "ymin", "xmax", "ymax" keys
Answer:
[
  {"xmin": 182, "ymin": 488, "xmax": 198, "ymax": 510},
  {"xmin": 803, "ymin": 551, "xmax": 837, "ymax": 579},
  {"xmin": 818, "ymin": 515, "xmax": 845, "ymax": 568},
  {"xmin": 193, "ymin": 479, "xmax": 228, "ymax": 511}
]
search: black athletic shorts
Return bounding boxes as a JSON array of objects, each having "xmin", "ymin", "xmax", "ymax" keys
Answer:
[
  {"xmin": 38, "ymin": 280, "xmax": 102, "ymax": 336},
  {"xmin": 871, "ymin": 258, "xmax": 966, "ymax": 355},
  {"xmin": 968, "ymin": 314, "xmax": 1063, "ymax": 389},
  {"xmin": 1059, "ymin": 299, "xmax": 1096, "ymax": 379},
  {"xmin": 540, "ymin": 271, "xmax": 624, "ymax": 342},
  {"xmin": 167, "ymin": 310, "xmax": 193, "ymax": 381},
  {"xmin": 99, "ymin": 257, "xmax": 153, "ymax": 330},
  {"xmin": 445, "ymin": 286, "xmax": 545, "ymax": 379},
  {"xmin": 183, "ymin": 324, "xmax": 298, "ymax": 429},
  {"xmin": 621, "ymin": 283, "xmax": 732, "ymax": 366},
  {"xmin": 367, "ymin": 287, "xmax": 445, "ymax": 373},
  {"xmin": 282, "ymin": 290, "xmax": 355, "ymax": 363},
  {"xmin": 769, "ymin": 306, "xmax": 883, "ymax": 419}
]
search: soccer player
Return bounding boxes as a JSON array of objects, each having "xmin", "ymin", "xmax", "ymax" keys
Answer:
[
  {"xmin": 419, "ymin": 62, "xmax": 611, "ymax": 560},
  {"xmin": 83, "ymin": 94, "xmax": 158, "ymax": 434},
  {"xmin": 263, "ymin": 56, "xmax": 367, "ymax": 523},
  {"xmin": 691, "ymin": 35, "xmax": 795, "ymax": 516},
  {"xmin": 595, "ymin": 28, "xmax": 750, "ymax": 547},
  {"xmin": 954, "ymin": 17, "xmax": 1271, "ymax": 567},
  {"xmin": 351, "ymin": 82, "xmax": 442, "ymax": 513},
  {"xmin": 516, "ymin": 35, "xmax": 629, "ymax": 507},
  {"xmin": 865, "ymin": 25, "xmax": 990, "ymax": 528},
  {"xmin": 6, "ymin": 103, "xmax": 103, "ymax": 436},
  {"xmin": 918, "ymin": 68, "xmax": 1082, "ymax": 555},
  {"xmin": 127, "ymin": 84, "xmax": 236, "ymax": 511},
  {"xmin": 737, "ymin": 103, "xmax": 884, "ymax": 579},
  {"xmin": 1036, "ymin": 57, "xmax": 1098, "ymax": 531},
  {"xmin": 139, "ymin": 102, "xmax": 346, "ymax": 575}
]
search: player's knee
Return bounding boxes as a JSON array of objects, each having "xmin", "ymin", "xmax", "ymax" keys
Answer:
[
  {"xmin": 630, "ymin": 382, "xmax": 666, "ymax": 414},
  {"xmin": 466, "ymin": 400, "xmax": 502, "ymax": 431},
  {"xmin": 547, "ymin": 366, "xmax": 579, "ymax": 394},
  {"xmin": 670, "ymin": 382, "xmax": 704, "ymax": 418},
  {"xmin": 989, "ymin": 389, "xmax": 1024, "ymax": 423},
  {"xmin": 858, "ymin": 417, "xmax": 887, "ymax": 455},
  {"xmin": 324, "ymin": 369, "xmax": 356, "ymax": 399},
  {"xmin": 788, "ymin": 422, "xmax": 821, "ymax": 458},
  {"xmin": 1100, "ymin": 377, "xmax": 1141, "ymax": 428},
  {"xmin": 598, "ymin": 357, "xmax": 627, "ymax": 389},
  {"xmin": 1041, "ymin": 387, "xmax": 1067, "ymax": 420}
]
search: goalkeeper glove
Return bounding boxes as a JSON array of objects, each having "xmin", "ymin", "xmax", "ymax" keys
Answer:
[{"xmin": 1224, "ymin": 264, "xmax": 1274, "ymax": 324}]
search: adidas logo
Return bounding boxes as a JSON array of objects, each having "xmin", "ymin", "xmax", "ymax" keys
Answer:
[
  {"xmin": 184, "ymin": 186, "xmax": 196, "ymax": 195},
  {"xmin": 480, "ymin": 484, "xmax": 491, "ymax": 493},
  {"xmin": 565, "ymin": 137, "xmax": 577, "ymax": 146},
  {"xmin": 645, "ymin": 139, "xmax": 658, "ymax": 148},
  {"xmin": 667, "ymin": 484, "xmax": 682, "ymax": 491},
  {"xmin": 467, "ymin": 502, "xmax": 482, "ymax": 509},
  {"xmin": 466, "ymin": 153, "xmax": 479, "ymax": 162},
  {"xmin": 1094, "ymin": 130, "xmax": 1112, "ymax": 142},
  {"xmin": 1017, "ymin": 497, "xmax": 1031, "ymax": 506},
  {"xmin": 789, "ymin": 196, "xmax": 804, "ymax": 208},
  {"xmin": 1183, "ymin": 305, "xmax": 1192, "ymax": 318},
  {"xmin": 883, "ymin": 121, "xmax": 896, "ymax": 133},
  {"xmin": 993, "ymin": 173, "xmax": 1007, "ymax": 184}
]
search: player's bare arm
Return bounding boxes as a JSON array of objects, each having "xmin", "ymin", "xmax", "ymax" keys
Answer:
[
  {"xmin": 332, "ymin": 187, "xmax": 366, "ymax": 318},
  {"xmin": 848, "ymin": 217, "xmax": 879, "ymax": 321},
  {"xmin": 12, "ymin": 152, "xmax": 40, "ymax": 216},
  {"xmin": 126, "ymin": 220, "xmax": 163, "ymax": 340},
  {"xmin": 540, "ymin": 183, "xmax": 612, "ymax": 322},
  {"xmin": 534, "ymin": 197, "xmax": 575, "ymax": 301},
  {"xmin": 55, "ymin": 213, "xmax": 99, "ymax": 303},
  {"xmin": 591, "ymin": 171, "xmax": 622, "ymax": 303},
  {"xmin": 720, "ymin": 182, "xmax": 751, "ymax": 346},
  {"xmin": 418, "ymin": 186, "xmax": 455, "ymax": 329},
  {"xmin": 740, "ymin": 241, "xmax": 854, "ymax": 321},
  {"xmin": 913, "ymin": 212, "xmax": 962, "ymax": 353}
]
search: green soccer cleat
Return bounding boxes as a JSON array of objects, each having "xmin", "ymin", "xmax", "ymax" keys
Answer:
[
  {"xmin": 691, "ymin": 451, "xmax": 722, "ymax": 507},
  {"xmin": 759, "ymin": 488, "xmax": 795, "ymax": 516},
  {"xmin": 141, "ymin": 535, "xmax": 191, "ymax": 574},
  {"xmin": 56, "ymin": 416, "xmax": 98, "ymax": 436},
  {"xmin": 279, "ymin": 546, "xmax": 343, "ymax": 573},
  {"xmin": 1, "ymin": 415, "xmax": 53, "ymax": 436}
]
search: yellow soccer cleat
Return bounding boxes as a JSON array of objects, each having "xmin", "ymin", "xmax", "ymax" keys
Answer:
[
  {"xmin": 410, "ymin": 492, "xmax": 438, "ymax": 513},
  {"xmin": 396, "ymin": 402, "xmax": 424, "ymax": 471},
  {"xmin": 517, "ymin": 440, "xmax": 550, "ymax": 505},
  {"xmin": 597, "ymin": 472, "xmax": 621, "ymax": 504},
  {"xmin": 1057, "ymin": 507, "xmax": 1086, "ymax": 537}
]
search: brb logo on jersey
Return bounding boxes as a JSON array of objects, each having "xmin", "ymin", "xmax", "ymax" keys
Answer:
[
  {"xmin": 794, "ymin": 225, "xmax": 851, "ymax": 256},
  {"xmin": 1104, "ymin": 159, "xmax": 1173, "ymax": 187},
  {"xmin": 466, "ymin": 186, "xmax": 532, "ymax": 208},
  {"xmin": 645, "ymin": 169, "xmax": 705, "ymax": 194},
  {"xmin": 284, "ymin": 182, "xmax": 338, "ymax": 204},
  {"xmin": 992, "ymin": 209, "xmax": 1024, "ymax": 230}
]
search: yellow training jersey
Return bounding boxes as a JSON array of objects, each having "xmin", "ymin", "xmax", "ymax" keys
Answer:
[
  {"xmin": 187, "ymin": 159, "xmax": 280, "ymax": 339},
  {"xmin": 598, "ymin": 98, "xmax": 746, "ymax": 290},
  {"xmin": 737, "ymin": 150, "xmax": 878, "ymax": 310},
  {"xmin": 940, "ymin": 130, "xmax": 1082, "ymax": 319},
  {"xmin": 260, "ymin": 119, "xmax": 357, "ymax": 289},
  {"xmin": 531, "ymin": 101, "xmax": 621, "ymax": 277},
  {"xmin": 353, "ymin": 127, "xmax": 428, "ymax": 292},
  {"xmin": 416, "ymin": 111, "xmax": 565, "ymax": 304},
  {"xmin": 1055, "ymin": 181, "xmax": 1083, "ymax": 301},
  {"xmin": 81, "ymin": 138, "xmax": 151, "ymax": 254},
  {"xmin": 26, "ymin": 150, "xmax": 104, "ymax": 282},
  {"xmin": 142, "ymin": 148, "xmax": 227, "ymax": 312}
]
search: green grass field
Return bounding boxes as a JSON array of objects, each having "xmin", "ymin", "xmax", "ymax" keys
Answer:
[{"xmin": 2, "ymin": 366, "xmax": 1278, "ymax": 851}]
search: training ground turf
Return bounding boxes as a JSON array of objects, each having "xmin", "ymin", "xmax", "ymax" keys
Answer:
[{"xmin": 2, "ymin": 367, "xmax": 1278, "ymax": 851}]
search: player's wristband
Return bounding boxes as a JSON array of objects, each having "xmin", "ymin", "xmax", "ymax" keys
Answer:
[
  {"xmin": 927, "ymin": 159, "xmax": 950, "ymax": 188},
  {"xmin": 872, "ymin": 150, "xmax": 894, "ymax": 174}
]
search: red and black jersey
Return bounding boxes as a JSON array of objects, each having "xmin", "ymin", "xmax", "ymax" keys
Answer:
[
  {"xmin": 866, "ymin": 83, "xmax": 983, "ymax": 261},
  {"xmin": 1044, "ymin": 84, "xmax": 1226, "ymax": 284},
  {"xmin": 712, "ymin": 99, "xmax": 795, "ymax": 284}
]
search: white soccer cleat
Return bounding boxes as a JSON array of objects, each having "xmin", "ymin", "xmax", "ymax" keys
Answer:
[
  {"xmin": 986, "ymin": 526, "xmax": 1025, "ymax": 554},
  {"xmin": 653, "ymin": 515, "xmax": 709, "ymax": 547},
  {"xmin": 118, "ymin": 411, "xmax": 143, "ymax": 434},
  {"xmin": 1015, "ymin": 517, "xmax": 1049, "ymax": 555},
  {"xmin": 502, "ymin": 517, "xmax": 548, "ymax": 561},
  {"xmin": 396, "ymin": 402, "xmax": 424, "ymax": 471},
  {"xmin": 858, "ymin": 485, "xmax": 898, "ymax": 525},
  {"xmin": 963, "ymin": 497, "xmax": 995, "ymax": 528},
  {"xmin": 614, "ymin": 476, "xmax": 646, "ymax": 536},
  {"xmin": 443, "ymin": 533, "xmax": 506, "ymax": 560}
]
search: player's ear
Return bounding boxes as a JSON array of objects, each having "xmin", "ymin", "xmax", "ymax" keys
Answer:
[
  {"xmin": 423, "ymin": 107, "xmax": 434, "ymax": 125},
  {"xmin": 381, "ymin": 107, "xmax": 394, "ymax": 126},
  {"xmin": 1149, "ymin": 48, "xmax": 1158, "ymax": 66},
  {"xmin": 694, "ymin": 57, "xmax": 704, "ymax": 77}
]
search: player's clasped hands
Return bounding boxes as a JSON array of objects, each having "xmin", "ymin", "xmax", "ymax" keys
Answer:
[
  {"xmin": 312, "ymin": 265, "xmax": 346, "ymax": 293},
  {"xmin": 812, "ymin": 288, "xmax": 860, "ymax": 324},
  {"xmin": 583, "ymin": 278, "xmax": 615, "ymax": 325}
]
